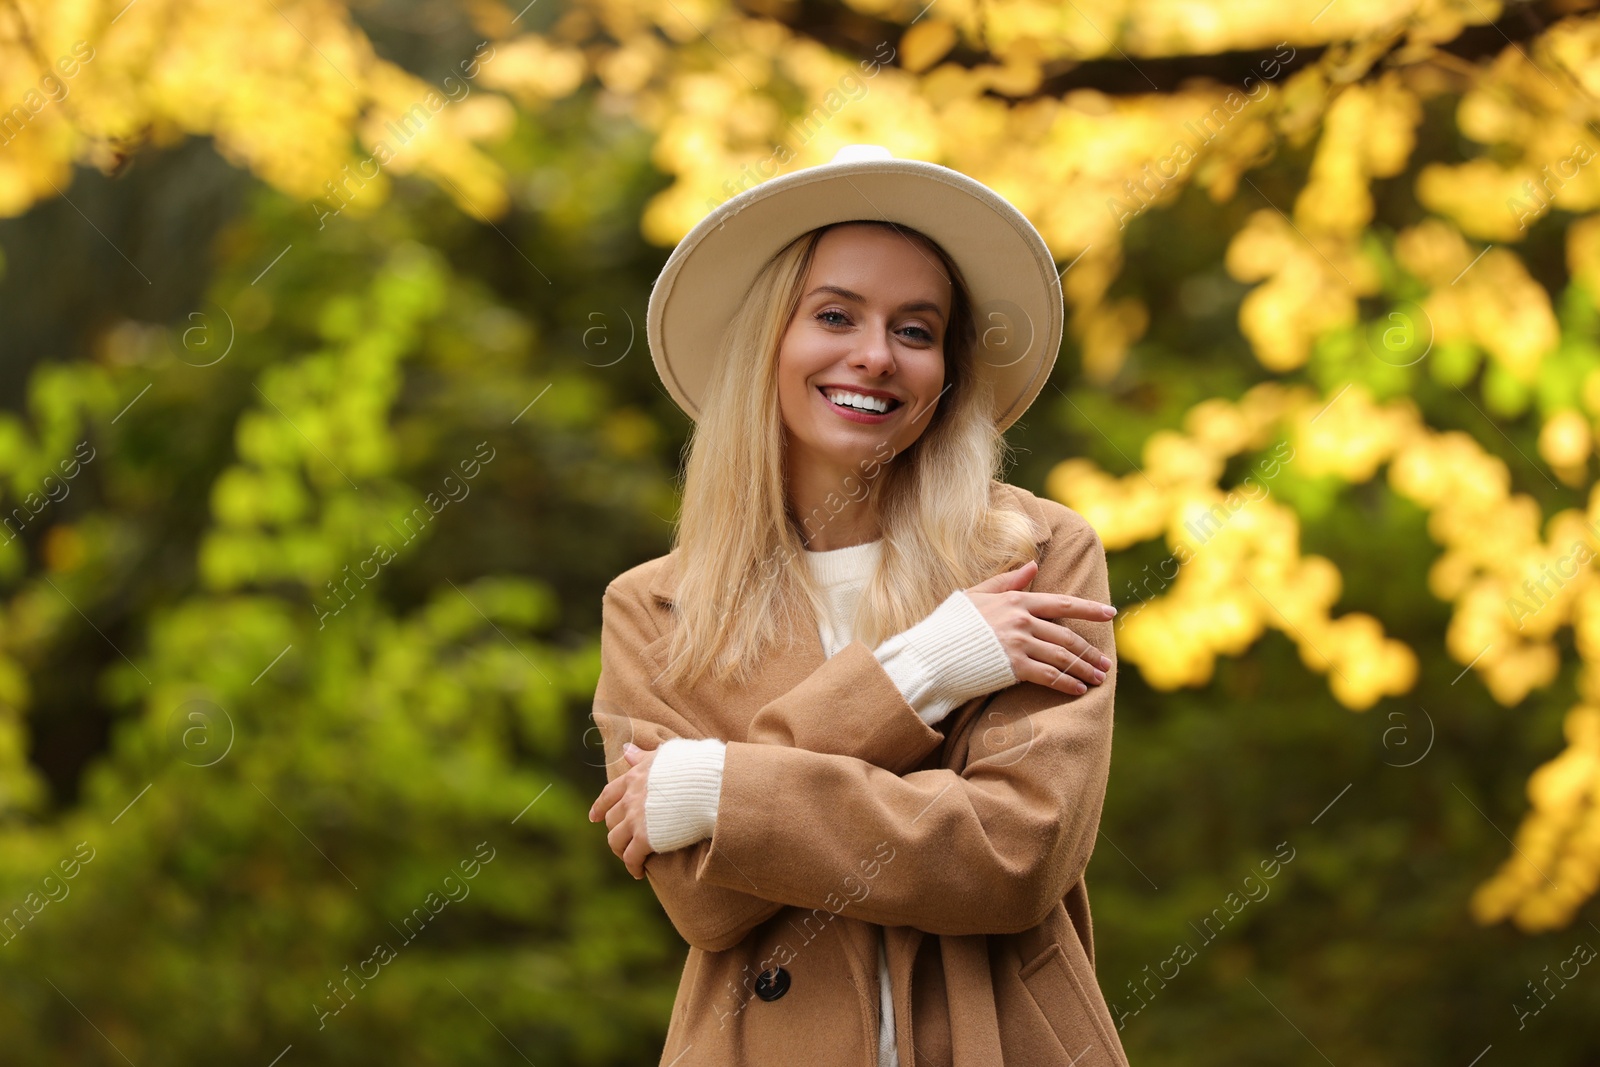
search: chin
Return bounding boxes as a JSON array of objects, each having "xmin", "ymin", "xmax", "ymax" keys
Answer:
[{"xmin": 826, "ymin": 439, "xmax": 891, "ymax": 469}]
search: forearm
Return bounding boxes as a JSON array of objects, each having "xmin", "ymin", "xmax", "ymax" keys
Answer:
[
  {"xmin": 872, "ymin": 587, "xmax": 1016, "ymax": 726},
  {"xmin": 645, "ymin": 589, "xmax": 1016, "ymax": 850},
  {"xmin": 698, "ymin": 655, "xmax": 1114, "ymax": 937}
]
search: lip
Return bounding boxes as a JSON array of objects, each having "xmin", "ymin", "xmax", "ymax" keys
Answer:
[
  {"xmin": 816, "ymin": 385, "xmax": 900, "ymax": 424},
  {"xmin": 817, "ymin": 383, "xmax": 902, "ymax": 402}
]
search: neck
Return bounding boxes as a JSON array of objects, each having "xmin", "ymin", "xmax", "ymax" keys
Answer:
[{"xmin": 787, "ymin": 459, "xmax": 882, "ymax": 551}]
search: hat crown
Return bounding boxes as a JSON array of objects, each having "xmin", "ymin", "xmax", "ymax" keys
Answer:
[{"xmin": 829, "ymin": 143, "xmax": 893, "ymax": 165}]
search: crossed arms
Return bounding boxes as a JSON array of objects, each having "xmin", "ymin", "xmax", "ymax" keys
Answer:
[{"xmin": 590, "ymin": 511, "xmax": 1117, "ymax": 952}]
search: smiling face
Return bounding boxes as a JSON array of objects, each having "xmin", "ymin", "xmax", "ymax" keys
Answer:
[{"xmin": 775, "ymin": 223, "xmax": 953, "ymax": 503}]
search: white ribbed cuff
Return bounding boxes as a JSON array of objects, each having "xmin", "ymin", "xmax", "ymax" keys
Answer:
[
  {"xmin": 644, "ymin": 737, "xmax": 727, "ymax": 853},
  {"xmin": 873, "ymin": 589, "xmax": 1017, "ymax": 726}
]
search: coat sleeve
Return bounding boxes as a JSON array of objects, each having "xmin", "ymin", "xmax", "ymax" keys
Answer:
[
  {"xmin": 591, "ymin": 569, "xmax": 958, "ymax": 952},
  {"xmin": 689, "ymin": 510, "xmax": 1117, "ymax": 936}
]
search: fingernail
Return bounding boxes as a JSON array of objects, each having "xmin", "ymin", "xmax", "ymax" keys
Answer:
[
  {"xmin": 1104, "ymin": 605, "xmax": 1117, "ymax": 616},
  {"xmin": 1092, "ymin": 669, "xmax": 1105, "ymax": 683},
  {"xmin": 1100, "ymin": 655, "xmax": 1112, "ymax": 669}
]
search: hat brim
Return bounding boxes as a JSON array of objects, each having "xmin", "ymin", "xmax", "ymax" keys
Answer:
[{"xmin": 646, "ymin": 158, "xmax": 1063, "ymax": 434}]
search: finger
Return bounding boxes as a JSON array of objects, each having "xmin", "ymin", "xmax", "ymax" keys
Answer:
[
  {"xmin": 1032, "ymin": 617, "xmax": 1114, "ymax": 672},
  {"xmin": 1011, "ymin": 604, "xmax": 1113, "ymax": 671},
  {"xmin": 1019, "ymin": 659, "xmax": 1087, "ymax": 695},
  {"xmin": 623, "ymin": 842, "xmax": 640, "ymax": 878},
  {"xmin": 589, "ymin": 780, "xmax": 619, "ymax": 823},
  {"xmin": 606, "ymin": 821, "xmax": 631, "ymax": 861},
  {"xmin": 603, "ymin": 788, "xmax": 631, "ymax": 831},
  {"xmin": 624, "ymin": 836, "xmax": 653, "ymax": 880},
  {"xmin": 1025, "ymin": 623, "xmax": 1108, "ymax": 682},
  {"xmin": 1007, "ymin": 591, "xmax": 1116, "ymax": 623},
  {"xmin": 1039, "ymin": 592, "xmax": 1117, "ymax": 622}
]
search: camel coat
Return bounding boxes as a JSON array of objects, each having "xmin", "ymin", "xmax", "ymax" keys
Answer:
[{"xmin": 591, "ymin": 480, "xmax": 1130, "ymax": 1067}]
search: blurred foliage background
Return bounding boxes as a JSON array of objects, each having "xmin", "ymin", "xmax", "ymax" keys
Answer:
[{"xmin": 0, "ymin": 0, "xmax": 1597, "ymax": 1062}]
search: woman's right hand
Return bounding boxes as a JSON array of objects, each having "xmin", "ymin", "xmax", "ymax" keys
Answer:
[{"xmin": 964, "ymin": 559, "xmax": 1116, "ymax": 695}]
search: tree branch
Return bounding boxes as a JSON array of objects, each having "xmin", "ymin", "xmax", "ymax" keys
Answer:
[{"xmin": 735, "ymin": 0, "xmax": 1592, "ymax": 99}]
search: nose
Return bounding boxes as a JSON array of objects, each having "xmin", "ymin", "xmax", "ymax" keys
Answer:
[{"xmin": 850, "ymin": 319, "xmax": 896, "ymax": 376}]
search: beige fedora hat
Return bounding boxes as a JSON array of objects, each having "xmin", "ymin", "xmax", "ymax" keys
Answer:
[{"xmin": 645, "ymin": 144, "xmax": 1064, "ymax": 434}]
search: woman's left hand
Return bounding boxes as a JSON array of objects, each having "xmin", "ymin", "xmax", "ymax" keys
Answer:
[{"xmin": 588, "ymin": 742, "xmax": 658, "ymax": 879}]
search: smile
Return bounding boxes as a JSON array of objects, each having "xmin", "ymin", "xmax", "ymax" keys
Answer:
[{"xmin": 818, "ymin": 386, "xmax": 902, "ymax": 422}]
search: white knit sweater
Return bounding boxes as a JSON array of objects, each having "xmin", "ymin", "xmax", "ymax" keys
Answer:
[{"xmin": 644, "ymin": 538, "xmax": 1017, "ymax": 1067}]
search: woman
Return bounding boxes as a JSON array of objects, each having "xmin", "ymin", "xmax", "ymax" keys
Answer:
[{"xmin": 589, "ymin": 145, "xmax": 1129, "ymax": 1067}]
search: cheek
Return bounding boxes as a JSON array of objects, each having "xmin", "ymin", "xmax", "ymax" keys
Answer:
[
  {"xmin": 777, "ymin": 330, "xmax": 830, "ymax": 394},
  {"xmin": 776, "ymin": 339, "xmax": 802, "ymax": 387},
  {"xmin": 775, "ymin": 341, "xmax": 815, "ymax": 424},
  {"xmin": 917, "ymin": 349, "xmax": 946, "ymax": 394},
  {"xmin": 778, "ymin": 377, "xmax": 809, "ymax": 424}
]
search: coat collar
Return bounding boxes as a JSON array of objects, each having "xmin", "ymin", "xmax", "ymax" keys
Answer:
[{"xmin": 645, "ymin": 480, "xmax": 1053, "ymax": 606}]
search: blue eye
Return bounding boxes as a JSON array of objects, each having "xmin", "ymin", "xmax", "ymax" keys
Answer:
[{"xmin": 816, "ymin": 310, "xmax": 935, "ymax": 344}]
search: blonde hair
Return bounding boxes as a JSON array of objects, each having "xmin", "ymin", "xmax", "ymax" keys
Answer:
[{"xmin": 656, "ymin": 220, "xmax": 1046, "ymax": 693}]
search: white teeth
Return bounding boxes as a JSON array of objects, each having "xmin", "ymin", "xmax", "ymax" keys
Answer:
[{"xmin": 823, "ymin": 388, "xmax": 893, "ymax": 414}]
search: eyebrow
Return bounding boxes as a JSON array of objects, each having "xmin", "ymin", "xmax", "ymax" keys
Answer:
[{"xmin": 804, "ymin": 285, "xmax": 947, "ymax": 323}]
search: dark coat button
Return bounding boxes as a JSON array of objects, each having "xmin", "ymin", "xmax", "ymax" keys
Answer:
[{"xmin": 754, "ymin": 966, "xmax": 790, "ymax": 1001}]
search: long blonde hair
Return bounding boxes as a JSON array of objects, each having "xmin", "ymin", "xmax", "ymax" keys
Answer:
[{"xmin": 656, "ymin": 220, "xmax": 1046, "ymax": 693}]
